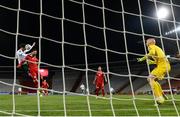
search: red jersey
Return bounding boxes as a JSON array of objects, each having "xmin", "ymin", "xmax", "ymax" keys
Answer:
[
  {"xmin": 96, "ymin": 71, "xmax": 104, "ymax": 84},
  {"xmin": 17, "ymin": 54, "xmax": 39, "ymax": 87},
  {"xmin": 25, "ymin": 55, "xmax": 38, "ymax": 70},
  {"xmin": 42, "ymin": 81, "xmax": 49, "ymax": 88}
]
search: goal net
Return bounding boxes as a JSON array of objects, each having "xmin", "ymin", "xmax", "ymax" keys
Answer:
[{"xmin": 0, "ymin": 0, "xmax": 180, "ymax": 116}]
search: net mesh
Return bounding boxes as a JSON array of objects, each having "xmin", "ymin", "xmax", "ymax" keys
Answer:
[{"xmin": 0, "ymin": 0, "xmax": 180, "ymax": 116}]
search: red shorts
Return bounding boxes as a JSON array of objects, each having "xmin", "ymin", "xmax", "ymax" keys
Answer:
[
  {"xmin": 96, "ymin": 82, "xmax": 104, "ymax": 89},
  {"xmin": 29, "ymin": 69, "xmax": 38, "ymax": 81},
  {"xmin": 42, "ymin": 86, "xmax": 48, "ymax": 93},
  {"xmin": 42, "ymin": 86, "xmax": 48, "ymax": 89}
]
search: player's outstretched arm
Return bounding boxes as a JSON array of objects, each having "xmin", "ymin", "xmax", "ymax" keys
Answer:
[
  {"xmin": 32, "ymin": 42, "xmax": 36, "ymax": 47},
  {"xmin": 137, "ymin": 56, "xmax": 156, "ymax": 65},
  {"xmin": 137, "ymin": 56, "xmax": 146, "ymax": 62},
  {"xmin": 24, "ymin": 42, "xmax": 36, "ymax": 53}
]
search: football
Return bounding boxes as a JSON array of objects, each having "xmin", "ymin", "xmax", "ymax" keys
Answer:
[{"xmin": 25, "ymin": 44, "xmax": 32, "ymax": 50}]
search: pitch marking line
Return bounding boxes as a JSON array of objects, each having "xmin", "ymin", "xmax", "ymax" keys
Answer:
[{"xmin": 0, "ymin": 108, "xmax": 178, "ymax": 112}]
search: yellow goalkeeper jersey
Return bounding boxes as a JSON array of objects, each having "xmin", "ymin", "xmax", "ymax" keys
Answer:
[
  {"xmin": 148, "ymin": 44, "xmax": 169, "ymax": 66},
  {"xmin": 148, "ymin": 44, "xmax": 171, "ymax": 80}
]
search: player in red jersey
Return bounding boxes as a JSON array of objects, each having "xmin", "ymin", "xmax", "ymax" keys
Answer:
[
  {"xmin": 17, "ymin": 49, "xmax": 40, "ymax": 88},
  {"xmin": 93, "ymin": 66, "xmax": 107, "ymax": 97},
  {"xmin": 41, "ymin": 80, "xmax": 49, "ymax": 96}
]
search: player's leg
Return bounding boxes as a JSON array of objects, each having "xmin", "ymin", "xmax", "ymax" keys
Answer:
[
  {"xmin": 156, "ymin": 81, "xmax": 168, "ymax": 100},
  {"xmin": 41, "ymin": 86, "xmax": 45, "ymax": 96},
  {"xmin": 101, "ymin": 84, "xmax": 105, "ymax": 97},
  {"xmin": 150, "ymin": 67, "xmax": 165, "ymax": 98},
  {"xmin": 147, "ymin": 75, "xmax": 164, "ymax": 104},
  {"xmin": 96, "ymin": 84, "xmax": 100, "ymax": 96},
  {"xmin": 82, "ymin": 89, "xmax": 85, "ymax": 94},
  {"xmin": 156, "ymin": 64, "xmax": 171, "ymax": 100},
  {"xmin": 45, "ymin": 89, "xmax": 48, "ymax": 96},
  {"xmin": 101, "ymin": 88, "xmax": 105, "ymax": 97},
  {"xmin": 30, "ymin": 70, "xmax": 38, "ymax": 88},
  {"xmin": 96, "ymin": 88, "xmax": 100, "ymax": 96},
  {"xmin": 155, "ymin": 80, "xmax": 168, "ymax": 100},
  {"xmin": 148, "ymin": 77, "xmax": 161, "ymax": 97},
  {"xmin": 20, "ymin": 63, "xmax": 29, "ymax": 79},
  {"xmin": 162, "ymin": 63, "xmax": 171, "ymax": 100},
  {"xmin": 22, "ymin": 63, "xmax": 29, "ymax": 75}
]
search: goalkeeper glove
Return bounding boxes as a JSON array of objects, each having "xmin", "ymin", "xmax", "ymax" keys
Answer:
[
  {"xmin": 147, "ymin": 59, "xmax": 156, "ymax": 65},
  {"xmin": 137, "ymin": 56, "xmax": 146, "ymax": 62}
]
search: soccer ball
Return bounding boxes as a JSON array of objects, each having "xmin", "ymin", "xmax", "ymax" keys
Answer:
[
  {"xmin": 25, "ymin": 44, "xmax": 32, "ymax": 50},
  {"xmin": 40, "ymin": 94, "xmax": 43, "ymax": 97},
  {"xmin": 110, "ymin": 87, "xmax": 115, "ymax": 94}
]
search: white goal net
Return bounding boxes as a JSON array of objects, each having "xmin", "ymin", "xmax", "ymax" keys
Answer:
[{"xmin": 0, "ymin": 0, "xmax": 180, "ymax": 116}]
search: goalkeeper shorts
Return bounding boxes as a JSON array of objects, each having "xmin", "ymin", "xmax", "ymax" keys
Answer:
[{"xmin": 150, "ymin": 62, "xmax": 171, "ymax": 80}]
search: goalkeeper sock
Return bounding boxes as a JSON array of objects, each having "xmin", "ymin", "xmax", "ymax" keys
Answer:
[
  {"xmin": 156, "ymin": 81, "xmax": 163, "ymax": 95},
  {"xmin": 156, "ymin": 81, "xmax": 168, "ymax": 100},
  {"xmin": 151, "ymin": 80, "xmax": 162, "ymax": 98},
  {"xmin": 152, "ymin": 80, "xmax": 164, "ymax": 104}
]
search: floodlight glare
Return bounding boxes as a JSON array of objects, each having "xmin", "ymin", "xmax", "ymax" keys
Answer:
[
  {"xmin": 165, "ymin": 26, "xmax": 180, "ymax": 35},
  {"xmin": 157, "ymin": 7, "xmax": 169, "ymax": 19}
]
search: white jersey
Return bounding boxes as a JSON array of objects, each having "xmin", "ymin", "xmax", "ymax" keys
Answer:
[
  {"xmin": 110, "ymin": 87, "xmax": 114, "ymax": 93},
  {"xmin": 16, "ymin": 44, "xmax": 34, "ymax": 64},
  {"xmin": 18, "ymin": 87, "xmax": 22, "ymax": 92},
  {"xmin": 80, "ymin": 84, "xmax": 85, "ymax": 90},
  {"xmin": 16, "ymin": 49, "xmax": 28, "ymax": 64}
]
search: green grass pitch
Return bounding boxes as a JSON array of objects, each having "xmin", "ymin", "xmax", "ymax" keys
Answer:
[{"xmin": 0, "ymin": 94, "xmax": 180, "ymax": 116}]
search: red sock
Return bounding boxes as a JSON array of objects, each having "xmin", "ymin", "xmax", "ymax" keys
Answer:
[
  {"xmin": 34, "ymin": 80, "xmax": 38, "ymax": 88},
  {"xmin": 96, "ymin": 88, "xmax": 100, "ymax": 96},
  {"xmin": 102, "ymin": 88, "xmax": 105, "ymax": 96}
]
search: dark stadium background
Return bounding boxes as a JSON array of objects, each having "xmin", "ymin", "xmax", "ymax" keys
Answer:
[
  {"xmin": 0, "ymin": 0, "xmax": 180, "ymax": 67},
  {"xmin": 1, "ymin": 1, "xmax": 180, "ymax": 116}
]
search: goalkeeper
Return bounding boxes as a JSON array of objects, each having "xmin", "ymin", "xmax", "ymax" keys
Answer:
[{"xmin": 137, "ymin": 38, "xmax": 170, "ymax": 104}]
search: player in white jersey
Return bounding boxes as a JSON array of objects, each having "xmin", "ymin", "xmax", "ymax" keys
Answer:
[
  {"xmin": 16, "ymin": 42, "xmax": 35, "ymax": 75},
  {"xmin": 16, "ymin": 42, "xmax": 36, "ymax": 64},
  {"xmin": 18, "ymin": 87, "xmax": 22, "ymax": 95},
  {"xmin": 80, "ymin": 83, "xmax": 85, "ymax": 94}
]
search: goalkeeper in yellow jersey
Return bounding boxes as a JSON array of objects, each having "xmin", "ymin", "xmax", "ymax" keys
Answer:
[{"xmin": 137, "ymin": 38, "xmax": 171, "ymax": 105}]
